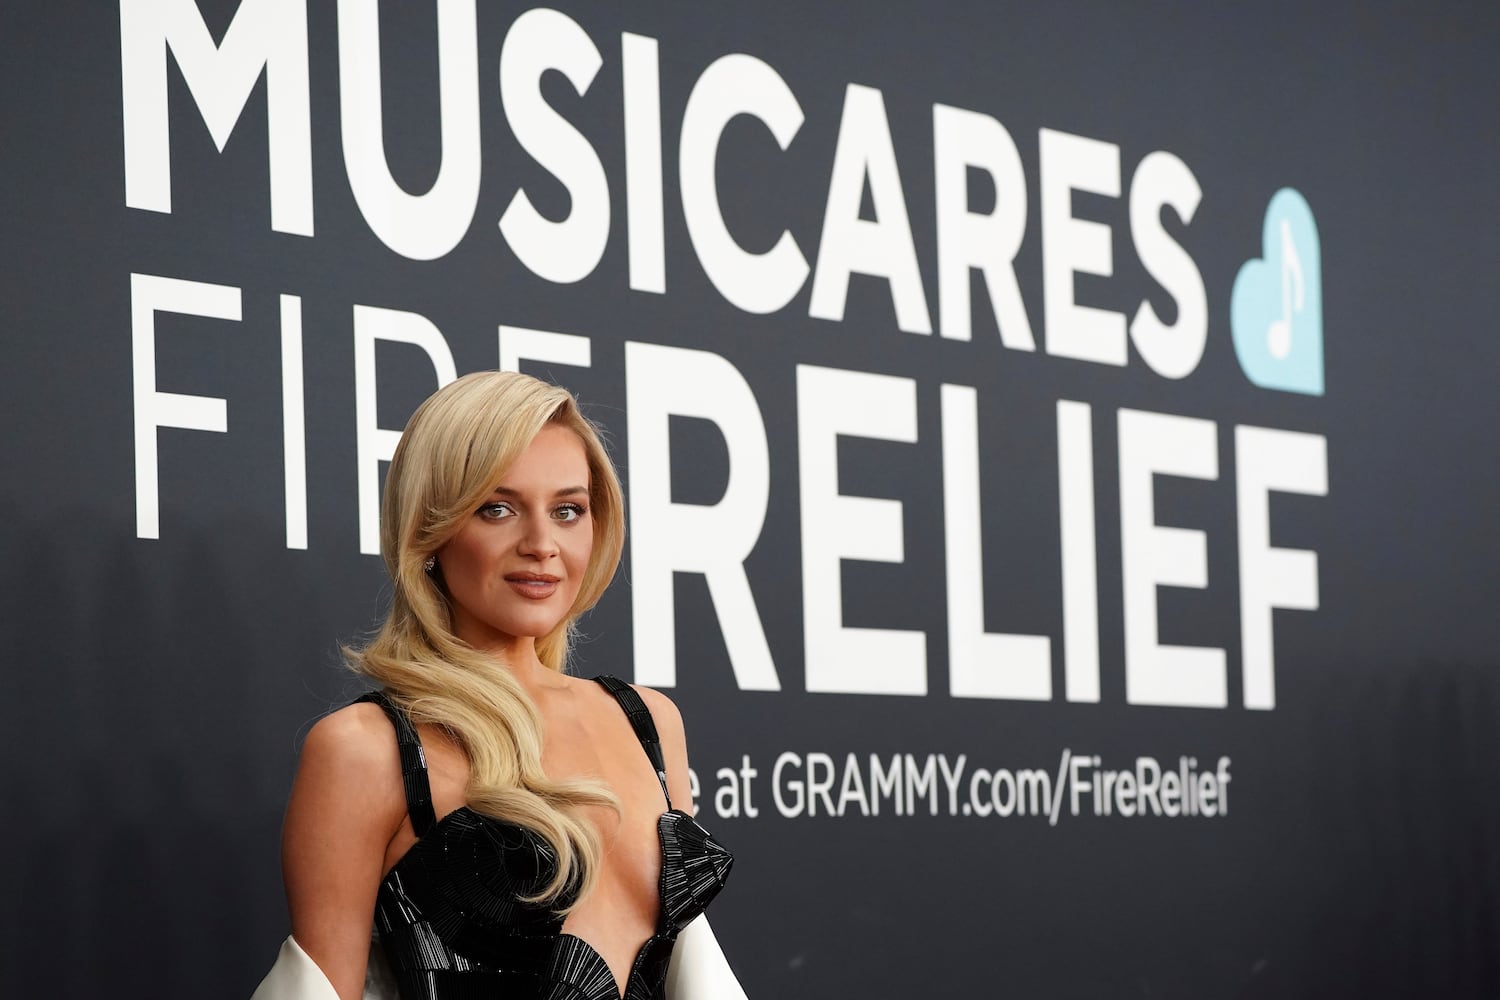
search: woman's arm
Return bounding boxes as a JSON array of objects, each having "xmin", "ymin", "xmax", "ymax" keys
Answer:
[{"xmin": 281, "ymin": 703, "xmax": 408, "ymax": 1000}]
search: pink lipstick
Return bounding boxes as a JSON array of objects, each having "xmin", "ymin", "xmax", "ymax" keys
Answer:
[{"xmin": 504, "ymin": 572, "xmax": 559, "ymax": 599}]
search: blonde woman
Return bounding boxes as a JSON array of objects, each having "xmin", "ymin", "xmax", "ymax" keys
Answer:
[{"xmin": 253, "ymin": 372, "xmax": 740, "ymax": 1000}]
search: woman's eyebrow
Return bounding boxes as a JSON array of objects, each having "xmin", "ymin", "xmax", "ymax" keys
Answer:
[{"xmin": 490, "ymin": 485, "xmax": 589, "ymax": 497}]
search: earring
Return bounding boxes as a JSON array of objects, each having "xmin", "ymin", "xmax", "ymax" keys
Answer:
[{"xmin": 423, "ymin": 555, "xmax": 436, "ymax": 574}]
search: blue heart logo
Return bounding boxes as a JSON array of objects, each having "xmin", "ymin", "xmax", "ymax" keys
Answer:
[{"xmin": 1230, "ymin": 189, "xmax": 1323, "ymax": 395}]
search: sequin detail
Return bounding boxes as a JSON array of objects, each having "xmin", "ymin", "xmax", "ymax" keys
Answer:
[
  {"xmin": 658, "ymin": 810, "xmax": 734, "ymax": 928},
  {"xmin": 355, "ymin": 679, "xmax": 733, "ymax": 1000}
]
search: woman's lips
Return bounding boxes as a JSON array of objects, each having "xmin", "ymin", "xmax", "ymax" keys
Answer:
[{"xmin": 504, "ymin": 573, "xmax": 559, "ymax": 599}]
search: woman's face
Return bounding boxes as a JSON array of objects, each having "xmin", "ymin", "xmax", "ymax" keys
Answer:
[{"xmin": 437, "ymin": 424, "xmax": 594, "ymax": 658}]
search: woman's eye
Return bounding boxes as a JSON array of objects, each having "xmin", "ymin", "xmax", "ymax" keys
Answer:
[
  {"xmin": 478, "ymin": 502, "xmax": 514, "ymax": 520},
  {"xmin": 554, "ymin": 503, "xmax": 587, "ymax": 523}
]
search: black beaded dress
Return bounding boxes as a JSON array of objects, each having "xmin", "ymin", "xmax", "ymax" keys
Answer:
[{"xmin": 356, "ymin": 676, "xmax": 733, "ymax": 1000}]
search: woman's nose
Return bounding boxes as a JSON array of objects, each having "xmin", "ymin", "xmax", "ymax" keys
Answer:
[{"xmin": 517, "ymin": 515, "xmax": 559, "ymax": 557}]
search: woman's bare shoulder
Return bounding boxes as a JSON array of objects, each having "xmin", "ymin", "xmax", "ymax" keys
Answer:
[
  {"xmin": 283, "ymin": 700, "xmax": 408, "ymax": 899},
  {"xmin": 303, "ymin": 700, "xmax": 400, "ymax": 766},
  {"xmin": 292, "ymin": 701, "xmax": 407, "ymax": 818},
  {"xmin": 628, "ymin": 683, "xmax": 685, "ymax": 741},
  {"xmin": 625, "ymin": 683, "xmax": 694, "ymax": 812}
]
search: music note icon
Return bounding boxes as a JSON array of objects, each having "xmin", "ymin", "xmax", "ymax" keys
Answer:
[
  {"xmin": 1266, "ymin": 219, "xmax": 1303, "ymax": 361},
  {"xmin": 1231, "ymin": 187, "xmax": 1322, "ymax": 395}
]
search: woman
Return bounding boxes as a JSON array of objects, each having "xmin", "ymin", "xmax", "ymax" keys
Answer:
[{"xmin": 254, "ymin": 372, "xmax": 739, "ymax": 1000}]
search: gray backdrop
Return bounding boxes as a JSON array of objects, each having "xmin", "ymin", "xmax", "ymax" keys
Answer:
[{"xmin": 2, "ymin": 2, "xmax": 1498, "ymax": 997}]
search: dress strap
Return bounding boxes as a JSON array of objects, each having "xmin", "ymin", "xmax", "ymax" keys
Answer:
[
  {"xmin": 354, "ymin": 691, "xmax": 437, "ymax": 837},
  {"xmin": 592, "ymin": 675, "xmax": 672, "ymax": 808}
]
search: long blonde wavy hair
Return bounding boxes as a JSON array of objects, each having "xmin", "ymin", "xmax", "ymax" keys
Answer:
[{"xmin": 348, "ymin": 370, "xmax": 625, "ymax": 908}]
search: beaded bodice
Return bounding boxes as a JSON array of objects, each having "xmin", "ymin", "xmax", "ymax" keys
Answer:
[{"xmin": 358, "ymin": 676, "xmax": 733, "ymax": 1000}]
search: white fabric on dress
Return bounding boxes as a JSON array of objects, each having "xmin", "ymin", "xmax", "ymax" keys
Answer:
[
  {"xmin": 249, "ymin": 936, "xmax": 341, "ymax": 1000},
  {"xmin": 252, "ymin": 916, "xmax": 746, "ymax": 1000},
  {"xmin": 665, "ymin": 915, "xmax": 748, "ymax": 1000},
  {"xmin": 249, "ymin": 935, "xmax": 399, "ymax": 1000}
]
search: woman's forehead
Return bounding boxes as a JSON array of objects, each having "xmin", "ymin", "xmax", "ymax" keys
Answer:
[{"xmin": 491, "ymin": 426, "xmax": 589, "ymax": 487}]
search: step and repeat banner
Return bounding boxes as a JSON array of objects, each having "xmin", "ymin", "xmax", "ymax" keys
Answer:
[{"xmin": 3, "ymin": 2, "xmax": 1498, "ymax": 997}]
